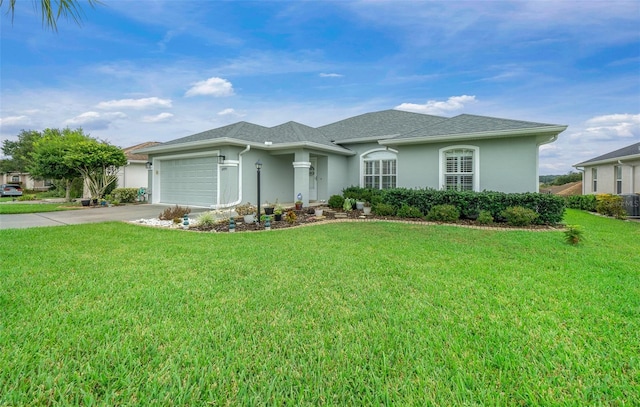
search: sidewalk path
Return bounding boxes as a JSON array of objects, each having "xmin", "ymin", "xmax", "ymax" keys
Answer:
[{"xmin": 0, "ymin": 204, "xmax": 207, "ymax": 230}]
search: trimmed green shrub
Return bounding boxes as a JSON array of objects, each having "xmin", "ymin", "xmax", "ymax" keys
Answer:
[
  {"xmin": 425, "ymin": 204, "xmax": 459, "ymax": 222},
  {"xmin": 501, "ymin": 206, "xmax": 538, "ymax": 226},
  {"xmin": 342, "ymin": 186, "xmax": 383, "ymax": 205},
  {"xmin": 112, "ymin": 188, "xmax": 139, "ymax": 203},
  {"xmin": 379, "ymin": 188, "xmax": 564, "ymax": 225},
  {"xmin": 328, "ymin": 194, "xmax": 344, "ymax": 209},
  {"xmin": 595, "ymin": 194, "xmax": 626, "ymax": 219},
  {"xmin": 397, "ymin": 204, "xmax": 424, "ymax": 219},
  {"xmin": 565, "ymin": 195, "xmax": 597, "ymax": 211},
  {"xmin": 373, "ymin": 203, "xmax": 396, "ymax": 216},
  {"xmin": 477, "ymin": 210, "xmax": 494, "ymax": 225}
]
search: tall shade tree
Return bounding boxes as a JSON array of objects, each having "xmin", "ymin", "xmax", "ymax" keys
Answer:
[
  {"xmin": 64, "ymin": 139, "xmax": 127, "ymax": 200},
  {"xmin": 1, "ymin": 130, "xmax": 44, "ymax": 173},
  {"xmin": 29, "ymin": 128, "xmax": 88, "ymax": 201},
  {"xmin": 0, "ymin": 0, "xmax": 101, "ymax": 31}
]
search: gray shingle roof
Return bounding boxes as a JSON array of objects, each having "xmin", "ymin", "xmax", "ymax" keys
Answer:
[
  {"xmin": 146, "ymin": 109, "xmax": 565, "ymax": 153},
  {"xmin": 268, "ymin": 121, "xmax": 336, "ymax": 147},
  {"xmin": 394, "ymin": 114, "xmax": 563, "ymax": 139},
  {"xmin": 318, "ymin": 109, "xmax": 447, "ymax": 141},
  {"xmin": 575, "ymin": 142, "xmax": 640, "ymax": 165},
  {"xmin": 162, "ymin": 122, "xmax": 270, "ymax": 146}
]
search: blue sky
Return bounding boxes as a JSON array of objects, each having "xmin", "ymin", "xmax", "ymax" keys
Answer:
[{"xmin": 1, "ymin": 0, "xmax": 639, "ymax": 174}]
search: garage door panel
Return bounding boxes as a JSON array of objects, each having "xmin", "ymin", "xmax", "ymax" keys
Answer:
[{"xmin": 160, "ymin": 157, "xmax": 217, "ymax": 207}]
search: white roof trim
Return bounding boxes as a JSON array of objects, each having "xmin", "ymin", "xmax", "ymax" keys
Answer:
[
  {"xmin": 574, "ymin": 153, "xmax": 640, "ymax": 167},
  {"xmin": 134, "ymin": 137, "xmax": 355, "ymax": 156},
  {"xmin": 379, "ymin": 126, "xmax": 567, "ymax": 146}
]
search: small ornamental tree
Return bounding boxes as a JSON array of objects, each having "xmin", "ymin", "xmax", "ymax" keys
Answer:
[
  {"xmin": 30, "ymin": 128, "xmax": 87, "ymax": 201},
  {"xmin": 65, "ymin": 139, "xmax": 126, "ymax": 200}
]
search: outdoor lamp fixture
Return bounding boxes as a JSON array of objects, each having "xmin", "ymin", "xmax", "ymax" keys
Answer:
[
  {"xmin": 217, "ymin": 155, "xmax": 226, "ymax": 164},
  {"xmin": 255, "ymin": 160, "xmax": 262, "ymax": 224},
  {"xmin": 145, "ymin": 161, "xmax": 153, "ymax": 170}
]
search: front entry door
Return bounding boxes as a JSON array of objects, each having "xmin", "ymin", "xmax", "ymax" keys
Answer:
[{"xmin": 309, "ymin": 157, "xmax": 317, "ymax": 201}]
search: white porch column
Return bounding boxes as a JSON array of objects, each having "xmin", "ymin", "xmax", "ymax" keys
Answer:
[{"xmin": 293, "ymin": 150, "xmax": 311, "ymax": 206}]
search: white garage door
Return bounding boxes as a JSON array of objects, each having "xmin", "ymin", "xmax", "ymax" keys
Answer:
[{"xmin": 160, "ymin": 157, "xmax": 217, "ymax": 207}]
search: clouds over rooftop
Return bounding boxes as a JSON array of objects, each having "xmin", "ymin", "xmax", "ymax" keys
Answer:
[
  {"xmin": 395, "ymin": 96, "xmax": 477, "ymax": 116},
  {"xmin": 97, "ymin": 97, "xmax": 172, "ymax": 110},
  {"xmin": 185, "ymin": 77, "xmax": 234, "ymax": 97}
]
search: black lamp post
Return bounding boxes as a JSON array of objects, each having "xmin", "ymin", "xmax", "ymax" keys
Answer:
[{"xmin": 255, "ymin": 159, "xmax": 262, "ymax": 224}]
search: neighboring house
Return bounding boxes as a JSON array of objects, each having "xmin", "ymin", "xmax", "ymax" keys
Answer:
[
  {"xmin": 135, "ymin": 109, "xmax": 567, "ymax": 208},
  {"xmin": 574, "ymin": 142, "xmax": 640, "ymax": 195},
  {"xmin": 0, "ymin": 172, "xmax": 51, "ymax": 191},
  {"xmin": 117, "ymin": 142, "xmax": 160, "ymax": 189}
]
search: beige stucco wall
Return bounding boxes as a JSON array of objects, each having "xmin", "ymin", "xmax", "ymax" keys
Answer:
[{"xmin": 582, "ymin": 160, "xmax": 640, "ymax": 195}]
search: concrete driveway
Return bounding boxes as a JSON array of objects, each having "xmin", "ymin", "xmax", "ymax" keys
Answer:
[{"xmin": 0, "ymin": 204, "xmax": 208, "ymax": 230}]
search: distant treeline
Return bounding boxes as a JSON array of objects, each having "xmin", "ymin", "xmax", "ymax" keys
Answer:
[{"xmin": 539, "ymin": 172, "xmax": 582, "ymax": 186}]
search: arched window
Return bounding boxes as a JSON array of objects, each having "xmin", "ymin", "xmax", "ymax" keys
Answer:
[
  {"xmin": 439, "ymin": 146, "xmax": 479, "ymax": 191},
  {"xmin": 362, "ymin": 149, "xmax": 397, "ymax": 189}
]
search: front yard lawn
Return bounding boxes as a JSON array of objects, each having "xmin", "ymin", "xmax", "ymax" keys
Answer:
[
  {"xmin": 0, "ymin": 202, "xmax": 80, "ymax": 214},
  {"xmin": 0, "ymin": 209, "xmax": 638, "ymax": 405}
]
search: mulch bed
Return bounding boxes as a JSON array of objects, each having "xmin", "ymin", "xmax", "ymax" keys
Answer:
[{"xmin": 190, "ymin": 208, "xmax": 563, "ymax": 233}]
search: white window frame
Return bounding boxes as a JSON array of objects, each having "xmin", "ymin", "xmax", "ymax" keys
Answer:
[
  {"xmin": 592, "ymin": 168, "xmax": 598, "ymax": 193},
  {"xmin": 439, "ymin": 145, "xmax": 480, "ymax": 192},
  {"xmin": 614, "ymin": 165, "xmax": 622, "ymax": 194},
  {"xmin": 360, "ymin": 148, "xmax": 398, "ymax": 190}
]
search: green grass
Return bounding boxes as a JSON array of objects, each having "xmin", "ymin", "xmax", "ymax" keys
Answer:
[
  {"xmin": 0, "ymin": 202, "xmax": 80, "ymax": 214},
  {"xmin": 1, "ymin": 209, "xmax": 638, "ymax": 405}
]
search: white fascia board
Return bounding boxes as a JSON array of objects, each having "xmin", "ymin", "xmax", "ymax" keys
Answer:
[
  {"xmin": 574, "ymin": 153, "xmax": 640, "ymax": 167},
  {"xmin": 135, "ymin": 138, "xmax": 355, "ymax": 156},
  {"xmin": 272, "ymin": 141, "xmax": 355, "ymax": 156},
  {"xmin": 335, "ymin": 134, "xmax": 399, "ymax": 144},
  {"xmin": 379, "ymin": 126, "xmax": 568, "ymax": 146}
]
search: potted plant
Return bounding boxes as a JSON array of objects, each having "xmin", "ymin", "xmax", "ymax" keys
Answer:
[
  {"xmin": 356, "ymin": 201, "xmax": 365, "ymax": 210},
  {"xmin": 274, "ymin": 206, "xmax": 283, "ymax": 221},
  {"xmin": 363, "ymin": 201, "xmax": 372, "ymax": 215},
  {"xmin": 295, "ymin": 200, "xmax": 303, "ymax": 210},
  {"xmin": 314, "ymin": 207, "xmax": 324, "ymax": 216},
  {"xmin": 235, "ymin": 202, "xmax": 257, "ymax": 224},
  {"xmin": 263, "ymin": 201, "xmax": 275, "ymax": 215}
]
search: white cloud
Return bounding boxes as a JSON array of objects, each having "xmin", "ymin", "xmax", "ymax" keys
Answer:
[
  {"xmin": 142, "ymin": 113, "xmax": 174, "ymax": 123},
  {"xmin": 0, "ymin": 115, "xmax": 30, "ymax": 126},
  {"xmin": 570, "ymin": 113, "xmax": 640, "ymax": 141},
  {"xmin": 185, "ymin": 77, "xmax": 235, "ymax": 97},
  {"xmin": 64, "ymin": 111, "xmax": 127, "ymax": 130},
  {"xmin": 319, "ymin": 73, "xmax": 343, "ymax": 78},
  {"xmin": 395, "ymin": 95, "xmax": 477, "ymax": 115},
  {"xmin": 217, "ymin": 108, "xmax": 245, "ymax": 118},
  {"xmin": 96, "ymin": 97, "xmax": 172, "ymax": 110}
]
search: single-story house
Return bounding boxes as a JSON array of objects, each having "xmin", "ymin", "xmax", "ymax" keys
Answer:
[
  {"xmin": 574, "ymin": 141, "xmax": 640, "ymax": 195},
  {"xmin": 0, "ymin": 172, "xmax": 51, "ymax": 191},
  {"xmin": 135, "ymin": 109, "xmax": 567, "ymax": 208},
  {"xmin": 116, "ymin": 142, "xmax": 160, "ymax": 190}
]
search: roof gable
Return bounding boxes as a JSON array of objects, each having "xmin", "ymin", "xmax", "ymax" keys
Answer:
[
  {"xmin": 575, "ymin": 141, "xmax": 640, "ymax": 166},
  {"xmin": 318, "ymin": 109, "xmax": 447, "ymax": 141}
]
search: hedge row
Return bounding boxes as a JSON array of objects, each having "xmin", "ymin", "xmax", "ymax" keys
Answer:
[
  {"xmin": 341, "ymin": 187, "xmax": 566, "ymax": 225},
  {"xmin": 564, "ymin": 194, "xmax": 597, "ymax": 211}
]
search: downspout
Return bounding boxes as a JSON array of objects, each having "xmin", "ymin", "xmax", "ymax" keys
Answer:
[{"xmin": 213, "ymin": 145, "xmax": 250, "ymax": 209}]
